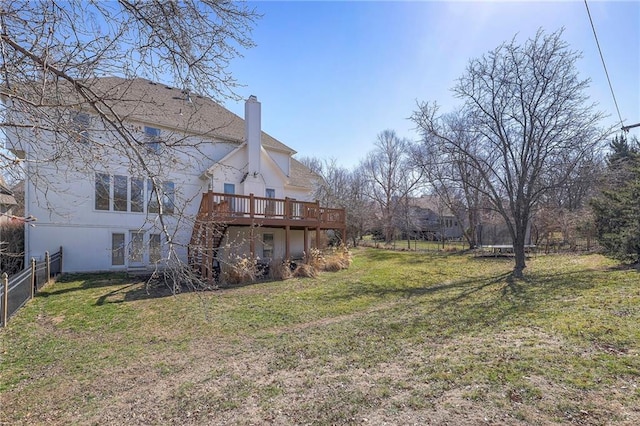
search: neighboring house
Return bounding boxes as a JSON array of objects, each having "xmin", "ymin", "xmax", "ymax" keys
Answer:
[
  {"xmin": 0, "ymin": 176, "xmax": 18, "ymax": 224},
  {"xmin": 3, "ymin": 77, "xmax": 344, "ymax": 276},
  {"xmin": 404, "ymin": 195, "xmax": 463, "ymax": 240}
]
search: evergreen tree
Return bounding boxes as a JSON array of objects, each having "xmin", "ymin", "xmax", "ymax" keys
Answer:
[{"xmin": 591, "ymin": 135, "xmax": 640, "ymax": 262}]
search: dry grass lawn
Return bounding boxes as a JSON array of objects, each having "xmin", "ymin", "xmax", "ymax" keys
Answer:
[{"xmin": 1, "ymin": 248, "xmax": 639, "ymax": 425}]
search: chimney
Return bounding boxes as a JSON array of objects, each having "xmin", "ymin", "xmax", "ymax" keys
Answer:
[{"xmin": 245, "ymin": 95, "xmax": 261, "ymax": 176}]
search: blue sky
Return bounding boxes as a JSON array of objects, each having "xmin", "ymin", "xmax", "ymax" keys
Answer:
[{"xmin": 224, "ymin": 1, "xmax": 640, "ymax": 168}]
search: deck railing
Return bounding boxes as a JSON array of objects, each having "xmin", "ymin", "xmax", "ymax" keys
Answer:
[{"xmin": 196, "ymin": 192, "xmax": 345, "ymax": 228}]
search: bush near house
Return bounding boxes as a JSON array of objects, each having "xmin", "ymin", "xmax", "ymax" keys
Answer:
[{"xmin": 0, "ymin": 222, "xmax": 24, "ymax": 275}]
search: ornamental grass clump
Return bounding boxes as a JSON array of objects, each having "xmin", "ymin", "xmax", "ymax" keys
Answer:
[
  {"xmin": 293, "ymin": 263, "xmax": 318, "ymax": 278},
  {"xmin": 321, "ymin": 245, "xmax": 352, "ymax": 272},
  {"xmin": 224, "ymin": 256, "xmax": 258, "ymax": 284},
  {"xmin": 269, "ymin": 260, "xmax": 293, "ymax": 280}
]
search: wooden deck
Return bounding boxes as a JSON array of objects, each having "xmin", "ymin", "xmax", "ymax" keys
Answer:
[
  {"xmin": 189, "ymin": 191, "xmax": 346, "ymax": 283},
  {"xmin": 194, "ymin": 191, "xmax": 346, "ymax": 230}
]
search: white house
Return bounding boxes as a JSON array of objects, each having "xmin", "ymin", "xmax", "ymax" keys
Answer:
[{"xmin": 3, "ymin": 77, "xmax": 344, "ymax": 276}]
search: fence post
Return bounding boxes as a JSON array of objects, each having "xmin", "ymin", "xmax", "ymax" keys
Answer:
[
  {"xmin": 31, "ymin": 258, "xmax": 36, "ymax": 299},
  {"xmin": 59, "ymin": 246, "xmax": 64, "ymax": 273},
  {"xmin": 2, "ymin": 272, "xmax": 8, "ymax": 327},
  {"xmin": 45, "ymin": 251, "xmax": 50, "ymax": 283}
]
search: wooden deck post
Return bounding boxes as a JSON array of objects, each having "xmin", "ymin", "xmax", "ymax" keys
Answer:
[
  {"xmin": 284, "ymin": 197, "xmax": 291, "ymax": 219},
  {"xmin": 249, "ymin": 193, "xmax": 255, "ymax": 218},
  {"xmin": 285, "ymin": 225, "xmax": 290, "ymax": 261},
  {"xmin": 250, "ymin": 225, "xmax": 255, "ymax": 259},
  {"xmin": 303, "ymin": 227, "xmax": 309, "ymax": 262}
]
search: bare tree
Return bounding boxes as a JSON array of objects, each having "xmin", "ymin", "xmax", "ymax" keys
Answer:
[
  {"xmin": 412, "ymin": 29, "xmax": 609, "ymax": 278},
  {"xmin": 361, "ymin": 130, "xmax": 425, "ymax": 243},
  {"xmin": 299, "ymin": 157, "xmax": 372, "ymax": 246},
  {"xmin": 414, "ymin": 112, "xmax": 488, "ymax": 249},
  {"xmin": 1, "ymin": 1, "xmax": 259, "ymax": 288}
]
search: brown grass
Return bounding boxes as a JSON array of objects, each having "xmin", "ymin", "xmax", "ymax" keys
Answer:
[{"xmin": 293, "ymin": 263, "xmax": 317, "ymax": 278}]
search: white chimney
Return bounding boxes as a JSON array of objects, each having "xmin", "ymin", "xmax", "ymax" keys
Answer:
[{"xmin": 245, "ymin": 95, "xmax": 261, "ymax": 176}]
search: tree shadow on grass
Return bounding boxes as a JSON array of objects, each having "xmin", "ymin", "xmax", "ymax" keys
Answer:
[
  {"xmin": 318, "ymin": 256, "xmax": 613, "ymax": 337},
  {"xmin": 36, "ymin": 272, "xmax": 181, "ymax": 305},
  {"xmin": 36, "ymin": 273, "xmax": 137, "ymax": 298},
  {"xmin": 94, "ymin": 282, "xmax": 179, "ymax": 305}
]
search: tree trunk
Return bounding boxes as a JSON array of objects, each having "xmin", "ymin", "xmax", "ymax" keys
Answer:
[{"xmin": 513, "ymin": 231, "xmax": 527, "ymax": 278}]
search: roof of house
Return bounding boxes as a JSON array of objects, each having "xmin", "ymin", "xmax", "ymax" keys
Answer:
[
  {"xmin": 91, "ymin": 77, "xmax": 295, "ymax": 153},
  {"xmin": 8, "ymin": 77, "xmax": 295, "ymax": 154},
  {"xmin": 410, "ymin": 195, "xmax": 455, "ymax": 217},
  {"xmin": 289, "ymin": 157, "xmax": 322, "ymax": 190},
  {"xmin": 0, "ymin": 175, "xmax": 17, "ymax": 206},
  {"xmin": 7, "ymin": 77, "xmax": 322, "ymax": 190}
]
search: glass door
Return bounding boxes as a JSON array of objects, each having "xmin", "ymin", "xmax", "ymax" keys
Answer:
[{"xmin": 129, "ymin": 231, "xmax": 144, "ymax": 267}]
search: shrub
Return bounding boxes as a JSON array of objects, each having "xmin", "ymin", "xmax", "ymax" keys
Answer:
[
  {"xmin": 0, "ymin": 222, "xmax": 24, "ymax": 275},
  {"xmin": 321, "ymin": 245, "xmax": 352, "ymax": 271},
  {"xmin": 223, "ymin": 256, "xmax": 258, "ymax": 284},
  {"xmin": 293, "ymin": 263, "xmax": 317, "ymax": 278},
  {"xmin": 307, "ymin": 247, "xmax": 325, "ymax": 269},
  {"xmin": 269, "ymin": 260, "xmax": 293, "ymax": 281}
]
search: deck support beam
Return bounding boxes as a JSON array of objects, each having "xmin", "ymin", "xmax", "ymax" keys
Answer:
[
  {"xmin": 285, "ymin": 225, "xmax": 290, "ymax": 261},
  {"xmin": 250, "ymin": 225, "xmax": 255, "ymax": 259}
]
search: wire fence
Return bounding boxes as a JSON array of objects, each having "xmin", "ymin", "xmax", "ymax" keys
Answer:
[{"xmin": 1, "ymin": 247, "xmax": 63, "ymax": 327}]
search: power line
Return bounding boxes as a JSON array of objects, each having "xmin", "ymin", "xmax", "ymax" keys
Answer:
[{"xmin": 584, "ymin": 0, "xmax": 625, "ymax": 130}]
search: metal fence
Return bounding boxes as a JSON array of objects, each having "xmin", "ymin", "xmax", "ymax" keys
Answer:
[{"xmin": 1, "ymin": 247, "xmax": 63, "ymax": 327}]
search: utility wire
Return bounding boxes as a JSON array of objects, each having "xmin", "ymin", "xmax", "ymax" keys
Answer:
[{"xmin": 584, "ymin": 0, "xmax": 625, "ymax": 130}]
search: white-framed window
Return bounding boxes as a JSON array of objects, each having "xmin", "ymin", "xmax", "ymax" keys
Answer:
[
  {"xmin": 144, "ymin": 126, "xmax": 162, "ymax": 153},
  {"xmin": 95, "ymin": 174, "xmax": 174, "ymax": 214},
  {"xmin": 147, "ymin": 180, "xmax": 175, "ymax": 215},
  {"xmin": 130, "ymin": 178, "xmax": 144, "ymax": 213},
  {"xmin": 262, "ymin": 233, "xmax": 274, "ymax": 259},
  {"xmin": 111, "ymin": 233, "xmax": 125, "ymax": 266},
  {"xmin": 113, "ymin": 175, "xmax": 128, "ymax": 212},
  {"xmin": 95, "ymin": 173, "xmax": 110, "ymax": 211},
  {"xmin": 149, "ymin": 234, "xmax": 162, "ymax": 263},
  {"xmin": 162, "ymin": 181, "xmax": 175, "ymax": 214}
]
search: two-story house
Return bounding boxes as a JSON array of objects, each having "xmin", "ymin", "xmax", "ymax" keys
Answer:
[{"xmin": 3, "ymin": 77, "xmax": 344, "ymax": 278}]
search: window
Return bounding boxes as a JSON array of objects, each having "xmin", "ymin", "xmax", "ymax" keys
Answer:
[
  {"xmin": 149, "ymin": 234, "xmax": 162, "ymax": 263},
  {"xmin": 265, "ymin": 188, "xmax": 275, "ymax": 216},
  {"xmin": 224, "ymin": 183, "xmax": 235, "ymax": 212},
  {"xmin": 130, "ymin": 178, "xmax": 144, "ymax": 213},
  {"xmin": 113, "ymin": 175, "xmax": 128, "ymax": 211},
  {"xmin": 95, "ymin": 173, "xmax": 110, "ymax": 211},
  {"xmin": 162, "ymin": 181, "xmax": 175, "ymax": 214},
  {"xmin": 147, "ymin": 180, "xmax": 159, "ymax": 213},
  {"xmin": 262, "ymin": 233, "xmax": 274, "ymax": 259},
  {"xmin": 112, "ymin": 233, "xmax": 125, "ymax": 266},
  {"xmin": 72, "ymin": 112, "xmax": 90, "ymax": 143},
  {"xmin": 144, "ymin": 126, "xmax": 161, "ymax": 153},
  {"xmin": 96, "ymin": 175, "xmax": 174, "ymax": 214}
]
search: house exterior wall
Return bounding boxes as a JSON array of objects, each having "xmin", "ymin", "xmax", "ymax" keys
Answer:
[
  {"xmin": 220, "ymin": 227, "xmax": 306, "ymax": 262},
  {"xmin": 6, "ymin": 88, "xmax": 317, "ymax": 273}
]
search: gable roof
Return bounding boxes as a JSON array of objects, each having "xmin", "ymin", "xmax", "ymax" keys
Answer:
[
  {"xmin": 202, "ymin": 143, "xmax": 322, "ymax": 190},
  {"xmin": 410, "ymin": 195, "xmax": 455, "ymax": 217},
  {"xmin": 288, "ymin": 157, "xmax": 322, "ymax": 190},
  {"xmin": 0, "ymin": 175, "xmax": 17, "ymax": 206},
  {"xmin": 91, "ymin": 77, "xmax": 295, "ymax": 153},
  {"xmin": 7, "ymin": 77, "xmax": 294, "ymax": 154}
]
